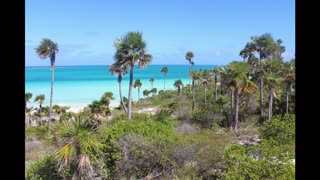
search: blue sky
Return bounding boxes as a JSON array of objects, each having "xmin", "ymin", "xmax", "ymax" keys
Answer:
[{"xmin": 25, "ymin": 0, "xmax": 295, "ymax": 66}]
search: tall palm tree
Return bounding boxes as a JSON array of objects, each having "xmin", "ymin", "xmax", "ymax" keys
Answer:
[
  {"xmin": 201, "ymin": 69, "xmax": 212, "ymax": 105},
  {"xmin": 240, "ymin": 33, "xmax": 278, "ymax": 120},
  {"xmin": 109, "ymin": 63, "xmax": 128, "ymax": 113},
  {"xmin": 174, "ymin": 80, "xmax": 183, "ymax": 95},
  {"xmin": 133, "ymin": 79, "xmax": 142, "ymax": 100},
  {"xmin": 283, "ymin": 59, "xmax": 295, "ymax": 114},
  {"xmin": 54, "ymin": 114, "xmax": 101, "ymax": 180},
  {"xmin": 113, "ymin": 31, "xmax": 152, "ymax": 119},
  {"xmin": 25, "ymin": 92, "xmax": 33, "ymax": 121},
  {"xmin": 185, "ymin": 51, "xmax": 195, "ymax": 91},
  {"xmin": 212, "ymin": 67, "xmax": 224, "ymax": 102},
  {"xmin": 264, "ymin": 72, "xmax": 283, "ymax": 120},
  {"xmin": 100, "ymin": 92, "xmax": 115, "ymax": 110},
  {"xmin": 35, "ymin": 38, "xmax": 59, "ymax": 130},
  {"xmin": 149, "ymin": 78, "xmax": 154, "ymax": 89},
  {"xmin": 189, "ymin": 70, "xmax": 201, "ymax": 112},
  {"xmin": 161, "ymin": 67, "xmax": 168, "ymax": 91},
  {"xmin": 34, "ymin": 94, "xmax": 45, "ymax": 126},
  {"xmin": 223, "ymin": 62, "xmax": 256, "ymax": 132}
]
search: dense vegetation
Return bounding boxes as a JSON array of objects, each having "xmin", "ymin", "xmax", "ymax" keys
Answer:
[{"xmin": 25, "ymin": 32, "xmax": 295, "ymax": 179}]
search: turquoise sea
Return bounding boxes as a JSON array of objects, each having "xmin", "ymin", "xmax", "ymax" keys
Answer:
[{"xmin": 25, "ymin": 65, "xmax": 217, "ymax": 107}]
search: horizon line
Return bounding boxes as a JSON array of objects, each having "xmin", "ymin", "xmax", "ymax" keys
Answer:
[{"xmin": 25, "ymin": 64, "xmax": 226, "ymax": 68}]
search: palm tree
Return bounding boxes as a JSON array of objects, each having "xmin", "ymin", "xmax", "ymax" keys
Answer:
[
  {"xmin": 161, "ymin": 67, "xmax": 168, "ymax": 91},
  {"xmin": 54, "ymin": 114, "xmax": 101, "ymax": 180},
  {"xmin": 113, "ymin": 31, "xmax": 152, "ymax": 119},
  {"xmin": 185, "ymin": 51, "xmax": 195, "ymax": 91},
  {"xmin": 133, "ymin": 79, "xmax": 142, "ymax": 100},
  {"xmin": 189, "ymin": 70, "xmax": 201, "ymax": 112},
  {"xmin": 149, "ymin": 78, "xmax": 154, "ymax": 89},
  {"xmin": 34, "ymin": 94, "xmax": 45, "ymax": 126},
  {"xmin": 143, "ymin": 89, "xmax": 151, "ymax": 97},
  {"xmin": 88, "ymin": 100, "xmax": 105, "ymax": 119},
  {"xmin": 264, "ymin": 72, "xmax": 283, "ymax": 120},
  {"xmin": 174, "ymin": 80, "xmax": 183, "ymax": 95},
  {"xmin": 150, "ymin": 88, "xmax": 157, "ymax": 97},
  {"xmin": 100, "ymin": 92, "xmax": 115, "ymax": 109},
  {"xmin": 25, "ymin": 92, "xmax": 33, "ymax": 120},
  {"xmin": 109, "ymin": 63, "xmax": 128, "ymax": 113},
  {"xmin": 240, "ymin": 33, "xmax": 278, "ymax": 120},
  {"xmin": 283, "ymin": 59, "xmax": 295, "ymax": 114},
  {"xmin": 201, "ymin": 69, "xmax": 211, "ymax": 105},
  {"xmin": 223, "ymin": 62, "xmax": 256, "ymax": 132},
  {"xmin": 212, "ymin": 67, "xmax": 224, "ymax": 102},
  {"xmin": 35, "ymin": 38, "xmax": 59, "ymax": 130}
]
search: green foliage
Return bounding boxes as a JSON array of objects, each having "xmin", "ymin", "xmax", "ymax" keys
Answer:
[
  {"xmin": 191, "ymin": 103, "xmax": 228, "ymax": 128},
  {"xmin": 259, "ymin": 114, "xmax": 295, "ymax": 146},
  {"xmin": 154, "ymin": 109, "xmax": 172, "ymax": 124},
  {"xmin": 222, "ymin": 114, "xmax": 295, "ymax": 179},
  {"xmin": 25, "ymin": 125, "xmax": 49, "ymax": 141},
  {"xmin": 26, "ymin": 153, "xmax": 72, "ymax": 180},
  {"xmin": 98, "ymin": 116, "xmax": 178, "ymax": 178}
]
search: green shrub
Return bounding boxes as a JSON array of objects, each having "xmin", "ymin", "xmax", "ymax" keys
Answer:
[
  {"xmin": 98, "ymin": 117, "xmax": 178, "ymax": 178},
  {"xmin": 26, "ymin": 153, "xmax": 72, "ymax": 180},
  {"xmin": 25, "ymin": 125, "xmax": 49, "ymax": 141}
]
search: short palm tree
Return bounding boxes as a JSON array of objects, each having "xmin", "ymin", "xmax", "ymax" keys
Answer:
[
  {"xmin": 113, "ymin": 31, "xmax": 152, "ymax": 119},
  {"xmin": 284, "ymin": 59, "xmax": 295, "ymax": 114},
  {"xmin": 54, "ymin": 114, "xmax": 101, "ymax": 180},
  {"xmin": 174, "ymin": 80, "xmax": 183, "ymax": 95},
  {"xmin": 150, "ymin": 87, "xmax": 157, "ymax": 97},
  {"xmin": 25, "ymin": 92, "xmax": 33, "ymax": 119},
  {"xmin": 109, "ymin": 63, "xmax": 128, "ymax": 113},
  {"xmin": 185, "ymin": 51, "xmax": 195, "ymax": 91},
  {"xmin": 149, "ymin": 78, "xmax": 154, "ymax": 89},
  {"xmin": 223, "ymin": 62, "xmax": 256, "ymax": 132},
  {"xmin": 161, "ymin": 67, "xmax": 168, "ymax": 91},
  {"xmin": 35, "ymin": 38, "xmax": 59, "ymax": 130},
  {"xmin": 88, "ymin": 100, "xmax": 103, "ymax": 118},
  {"xmin": 34, "ymin": 94, "xmax": 45, "ymax": 126},
  {"xmin": 100, "ymin": 92, "xmax": 115, "ymax": 109},
  {"xmin": 143, "ymin": 89, "xmax": 151, "ymax": 97},
  {"xmin": 133, "ymin": 79, "xmax": 142, "ymax": 100}
]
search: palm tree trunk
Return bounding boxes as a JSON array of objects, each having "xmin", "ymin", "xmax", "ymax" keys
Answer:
[
  {"xmin": 214, "ymin": 76, "xmax": 218, "ymax": 102},
  {"xmin": 138, "ymin": 88, "xmax": 140, "ymax": 100},
  {"xmin": 118, "ymin": 75, "xmax": 127, "ymax": 113},
  {"xmin": 268, "ymin": 91, "xmax": 273, "ymax": 120},
  {"xmin": 151, "ymin": 82, "xmax": 153, "ymax": 89},
  {"xmin": 40, "ymin": 104, "xmax": 43, "ymax": 126},
  {"xmin": 230, "ymin": 91, "xmax": 234, "ymax": 130},
  {"xmin": 286, "ymin": 84, "xmax": 290, "ymax": 114},
  {"xmin": 189, "ymin": 64, "xmax": 191, "ymax": 92},
  {"xmin": 234, "ymin": 89, "xmax": 239, "ymax": 132},
  {"xmin": 72, "ymin": 146, "xmax": 81, "ymax": 180},
  {"xmin": 48, "ymin": 64, "xmax": 55, "ymax": 131},
  {"xmin": 259, "ymin": 57, "xmax": 264, "ymax": 120},
  {"xmin": 25, "ymin": 102, "xmax": 27, "ymax": 127},
  {"xmin": 164, "ymin": 75, "xmax": 166, "ymax": 91},
  {"xmin": 204, "ymin": 85, "xmax": 207, "ymax": 105},
  {"xmin": 192, "ymin": 79, "xmax": 195, "ymax": 112},
  {"xmin": 128, "ymin": 67, "xmax": 133, "ymax": 119}
]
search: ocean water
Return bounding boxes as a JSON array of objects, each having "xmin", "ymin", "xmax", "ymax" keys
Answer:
[{"xmin": 25, "ymin": 65, "xmax": 217, "ymax": 107}]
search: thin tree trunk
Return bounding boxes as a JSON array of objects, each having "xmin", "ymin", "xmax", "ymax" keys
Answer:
[
  {"xmin": 128, "ymin": 67, "xmax": 133, "ymax": 119},
  {"xmin": 215, "ymin": 76, "xmax": 218, "ymax": 102},
  {"xmin": 189, "ymin": 64, "xmax": 192, "ymax": 92},
  {"xmin": 151, "ymin": 82, "xmax": 153, "ymax": 89},
  {"xmin": 48, "ymin": 63, "xmax": 55, "ymax": 131},
  {"xmin": 230, "ymin": 91, "xmax": 234, "ymax": 130},
  {"xmin": 259, "ymin": 57, "xmax": 264, "ymax": 120},
  {"xmin": 286, "ymin": 84, "xmax": 291, "ymax": 114},
  {"xmin": 268, "ymin": 91, "xmax": 273, "ymax": 121},
  {"xmin": 234, "ymin": 89, "xmax": 239, "ymax": 132},
  {"xmin": 164, "ymin": 75, "xmax": 166, "ymax": 91},
  {"xmin": 192, "ymin": 79, "xmax": 195, "ymax": 112},
  {"xmin": 72, "ymin": 146, "xmax": 81, "ymax": 180},
  {"xmin": 118, "ymin": 75, "xmax": 127, "ymax": 113},
  {"xmin": 204, "ymin": 84, "xmax": 207, "ymax": 105},
  {"xmin": 178, "ymin": 86, "xmax": 181, "ymax": 95},
  {"xmin": 40, "ymin": 104, "xmax": 42, "ymax": 126},
  {"xmin": 138, "ymin": 88, "xmax": 140, "ymax": 100}
]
